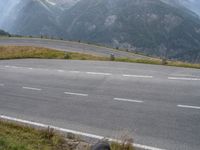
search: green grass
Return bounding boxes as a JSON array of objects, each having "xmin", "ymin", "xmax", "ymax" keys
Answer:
[
  {"xmin": 0, "ymin": 46, "xmax": 199, "ymax": 69},
  {"xmin": 0, "ymin": 120, "xmax": 87, "ymax": 150},
  {"xmin": 0, "ymin": 120, "xmax": 136, "ymax": 150},
  {"xmin": 0, "ymin": 46, "xmax": 108, "ymax": 61},
  {"xmin": 116, "ymin": 57, "xmax": 200, "ymax": 69}
]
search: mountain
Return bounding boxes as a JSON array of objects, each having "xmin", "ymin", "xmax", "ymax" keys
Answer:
[
  {"xmin": 0, "ymin": 0, "xmax": 21, "ymax": 30},
  {"xmin": 61, "ymin": 0, "xmax": 200, "ymax": 62},
  {"xmin": 162, "ymin": 0, "xmax": 200, "ymax": 16},
  {"xmin": 0, "ymin": 29, "xmax": 10, "ymax": 36},
  {"xmin": 0, "ymin": 0, "xmax": 200, "ymax": 62},
  {"xmin": 7, "ymin": 0, "xmax": 65, "ymax": 37}
]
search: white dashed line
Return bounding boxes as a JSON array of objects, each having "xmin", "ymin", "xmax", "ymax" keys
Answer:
[
  {"xmin": 177, "ymin": 105, "xmax": 200, "ymax": 110},
  {"xmin": 168, "ymin": 77, "xmax": 200, "ymax": 81},
  {"xmin": 86, "ymin": 72, "xmax": 111, "ymax": 76},
  {"xmin": 22, "ymin": 86, "xmax": 42, "ymax": 91},
  {"xmin": 64, "ymin": 92, "xmax": 88, "ymax": 97},
  {"xmin": 4, "ymin": 65, "xmax": 33, "ymax": 70},
  {"xmin": 58, "ymin": 70, "xmax": 65, "ymax": 72},
  {"xmin": 0, "ymin": 115, "xmax": 165, "ymax": 150},
  {"xmin": 123, "ymin": 74, "xmax": 153, "ymax": 78},
  {"xmin": 5, "ymin": 65, "xmax": 20, "ymax": 69},
  {"xmin": 69, "ymin": 71, "xmax": 81, "ymax": 73},
  {"xmin": 0, "ymin": 83, "xmax": 4, "ymax": 86},
  {"xmin": 114, "ymin": 98, "xmax": 144, "ymax": 103}
]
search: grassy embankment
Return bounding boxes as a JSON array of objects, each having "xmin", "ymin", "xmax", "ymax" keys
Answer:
[
  {"xmin": 0, "ymin": 120, "xmax": 135, "ymax": 150},
  {"xmin": 0, "ymin": 46, "xmax": 199, "ymax": 69}
]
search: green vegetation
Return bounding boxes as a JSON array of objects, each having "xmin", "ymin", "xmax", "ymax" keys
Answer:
[
  {"xmin": 0, "ymin": 46, "xmax": 199, "ymax": 69},
  {"xmin": 0, "ymin": 120, "xmax": 135, "ymax": 150},
  {"xmin": 0, "ymin": 120, "xmax": 89, "ymax": 150},
  {"xmin": 110, "ymin": 136, "xmax": 135, "ymax": 150},
  {"xmin": 0, "ymin": 29, "xmax": 10, "ymax": 37},
  {"xmin": 0, "ymin": 46, "xmax": 107, "ymax": 61}
]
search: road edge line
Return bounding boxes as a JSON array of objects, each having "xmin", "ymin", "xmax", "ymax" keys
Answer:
[{"xmin": 0, "ymin": 115, "xmax": 165, "ymax": 150}]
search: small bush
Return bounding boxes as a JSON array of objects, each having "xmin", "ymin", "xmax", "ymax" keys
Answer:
[
  {"xmin": 42, "ymin": 127, "xmax": 55, "ymax": 140},
  {"xmin": 111, "ymin": 139, "xmax": 135, "ymax": 150},
  {"xmin": 161, "ymin": 58, "xmax": 168, "ymax": 65},
  {"xmin": 110, "ymin": 54, "xmax": 115, "ymax": 61},
  {"xmin": 64, "ymin": 53, "xmax": 71, "ymax": 59}
]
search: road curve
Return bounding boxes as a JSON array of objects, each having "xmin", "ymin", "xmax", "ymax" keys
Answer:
[
  {"xmin": 0, "ymin": 59, "xmax": 200, "ymax": 150},
  {"xmin": 0, "ymin": 38, "xmax": 148, "ymax": 59}
]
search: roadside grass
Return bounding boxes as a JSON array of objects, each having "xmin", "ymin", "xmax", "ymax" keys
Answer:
[
  {"xmin": 0, "ymin": 120, "xmax": 89, "ymax": 150},
  {"xmin": 0, "ymin": 46, "xmax": 107, "ymax": 61},
  {"xmin": 116, "ymin": 57, "xmax": 200, "ymax": 69},
  {"xmin": 0, "ymin": 46, "xmax": 199, "ymax": 69},
  {"xmin": 110, "ymin": 135, "xmax": 135, "ymax": 150},
  {"xmin": 0, "ymin": 120, "xmax": 136, "ymax": 150}
]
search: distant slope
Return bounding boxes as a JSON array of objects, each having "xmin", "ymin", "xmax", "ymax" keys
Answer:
[
  {"xmin": 1, "ymin": 0, "xmax": 200, "ymax": 62},
  {"xmin": 8, "ymin": 0, "xmax": 64, "ymax": 37},
  {"xmin": 0, "ymin": 29, "xmax": 10, "ymax": 36},
  {"xmin": 61, "ymin": 0, "xmax": 200, "ymax": 63}
]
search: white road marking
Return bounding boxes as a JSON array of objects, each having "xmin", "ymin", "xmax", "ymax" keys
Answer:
[
  {"xmin": 58, "ymin": 70, "xmax": 65, "ymax": 72},
  {"xmin": 177, "ymin": 105, "xmax": 200, "ymax": 110},
  {"xmin": 64, "ymin": 92, "xmax": 88, "ymax": 97},
  {"xmin": 171, "ymin": 74, "xmax": 200, "ymax": 78},
  {"xmin": 5, "ymin": 65, "xmax": 20, "ymax": 69},
  {"xmin": 86, "ymin": 72, "xmax": 111, "ymax": 76},
  {"xmin": 69, "ymin": 71, "xmax": 81, "ymax": 73},
  {"xmin": 22, "ymin": 86, "xmax": 42, "ymax": 91},
  {"xmin": 4, "ymin": 65, "xmax": 33, "ymax": 70},
  {"xmin": 123, "ymin": 74, "xmax": 153, "ymax": 78},
  {"xmin": 168, "ymin": 77, "xmax": 200, "ymax": 81},
  {"xmin": 114, "ymin": 98, "xmax": 144, "ymax": 103},
  {"xmin": 0, "ymin": 115, "xmax": 165, "ymax": 150},
  {"xmin": 0, "ymin": 83, "xmax": 4, "ymax": 86}
]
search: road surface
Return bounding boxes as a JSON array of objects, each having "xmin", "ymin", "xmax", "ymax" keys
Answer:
[{"xmin": 0, "ymin": 59, "xmax": 200, "ymax": 150}]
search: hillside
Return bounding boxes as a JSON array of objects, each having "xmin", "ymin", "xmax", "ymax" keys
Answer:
[
  {"xmin": 8, "ymin": 0, "xmax": 64, "ymax": 37},
  {"xmin": 0, "ymin": 29, "xmax": 10, "ymax": 36},
  {"xmin": 0, "ymin": 0, "xmax": 200, "ymax": 62},
  {"xmin": 62, "ymin": 0, "xmax": 200, "ymax": 62}
]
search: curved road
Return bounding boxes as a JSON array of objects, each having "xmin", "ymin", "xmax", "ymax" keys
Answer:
[
  {"xmin": 0, "ymin": 38, "xmax": 149, "ymax": 59},
  {"xmin": 0, "ymin": 59, "xmax": 200, "ymax": 150}
]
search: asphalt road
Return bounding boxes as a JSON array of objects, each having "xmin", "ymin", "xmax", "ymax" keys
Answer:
[
  {"xmin": 0, "ymin": 59, "xmax": 200, "ymax": 150},
  {"xmin": 0, "ymin": 38, "xmax": 149, "ymax": 59}
]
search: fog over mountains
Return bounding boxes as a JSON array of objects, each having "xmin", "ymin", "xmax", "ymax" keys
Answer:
[{"xmin": 0, "ymin": 0, "xmax": 200, "ymax": 62}]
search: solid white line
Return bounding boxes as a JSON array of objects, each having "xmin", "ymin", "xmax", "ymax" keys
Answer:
[
  {"xmin": 0, "ymin": 115, "xmax": 165, "ymax": 150},
  {"xmin": 114, "ymin": 98, "xmax": 144, "ymax": 103},
  {"xmin": 22, "ymin": 86, "xmax": 41, "ymax": 91},
  {"xmin": 177, "ymin": 105, "xmax": 200, "ymax": 110},
  {"xmin": 86, "ymin": 72, "xmax": 111, "ymax": 76},
  {"xmin": 64, "ymin": 92, "xmax": 88, "ymax": 97},
  {"xmin": 168, "ymin": 77, "xmax": 200, "ymax": 81},
  {"xmin": 123, "ymin": 74, "xmax": 153, "ymax": 78},
  {"xmin": 0, "ymin": 83, "xmax": 4, "ymax": 86}
]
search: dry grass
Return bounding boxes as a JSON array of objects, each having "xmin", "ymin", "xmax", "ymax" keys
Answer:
[
  {"xmin": 0, "ymin": 120, "xmax": 90, "ymax": 150},
  {"xmin": 0, "ymin": 119, "xmax": 136, "ymax": 150},
  {"xmin": 0, "ymin": 45, "xmax": 199, "ymax": 69},
  {"xmin": 0, "ymin": 46, "xmax": 108, "ymax": 61}
]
